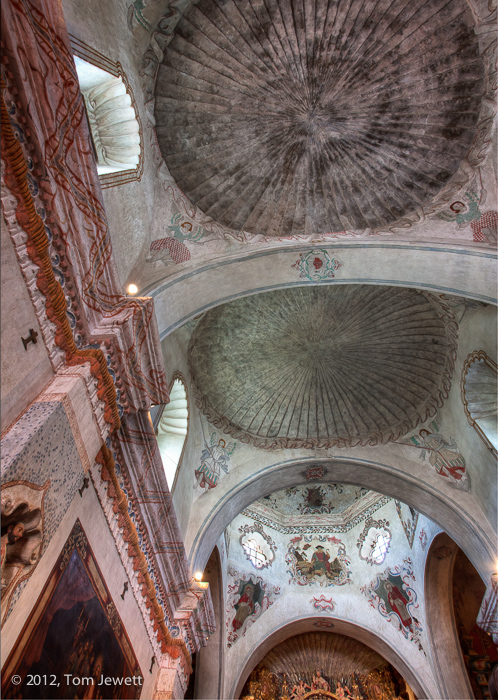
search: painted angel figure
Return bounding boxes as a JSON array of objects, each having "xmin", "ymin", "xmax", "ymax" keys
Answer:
[
  {"xmin": 195, "ymin": 436, "xmax": 236, "ymax": 491},
  {"xmin": 418, "ymin": 429, "xmax": 468, "ymax": 487},
  {"xmin": 437, "ymin": 191, "xmax": 482, "ymax": 227}
]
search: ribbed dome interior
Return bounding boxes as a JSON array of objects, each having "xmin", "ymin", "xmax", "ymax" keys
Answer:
[
  {"xmin": 188, "ymin": 285, "xmax": 458, "ymax": 448},
  {"xmin": 155, "ymin": 0, "xmax": 485, "ymax": 236}
]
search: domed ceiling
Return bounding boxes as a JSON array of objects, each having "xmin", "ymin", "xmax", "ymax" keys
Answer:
[
  {"xmin": 188, "ymin": 285, "xmax": 458, "ymax": 448},
  {"xmin": 155, "ymin": 0, "xmax": 485, "ymax": 236}
]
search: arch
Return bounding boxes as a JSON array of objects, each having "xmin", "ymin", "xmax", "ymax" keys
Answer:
[
  {"xmin": 230, "ymin": 617, "xmax": 430, "ymax": 699},
  {"xmin": 156, "ymin": 373, "xmax": 189, "ymax": 492},
  {"xmin": 424, "ymin": 532, "xmax": 474, "ymax": 699},
  {"xmin": 461, "ymin": 350, "xmax": 498, "ymax": 456},
  {"xmin": 150, "ymin": 247, "xmax": 497, "ymax": 339},
  {"xmin": 187, "ymin": 456, "xmax": 495, "ymax": 583},
  {"xmin": 194, "ymin": 545, "xmax": 225, "ymax": 699}
]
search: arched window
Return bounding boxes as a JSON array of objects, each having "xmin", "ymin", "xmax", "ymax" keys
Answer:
[
  {"xmin": 70, "ymin": 36, "xmax": 143, "ymax": 188},
  {"xmin": 461, "ymin": 351, "xmax": 497, "ymax": 456},
  {"xmin": 156, "ymin": 376, "xmax": 189, "ymax": 491}
]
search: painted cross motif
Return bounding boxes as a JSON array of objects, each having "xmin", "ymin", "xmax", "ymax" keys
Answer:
[{"xmin": 292, "ymin": 249, "xmax": 341, "ymax": 281}]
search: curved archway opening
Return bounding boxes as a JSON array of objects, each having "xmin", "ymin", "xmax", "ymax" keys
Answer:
[
  {"xmin": 425, "ymin": 532, "xmax": 498, "ymax": 699},
  {"xmin": 231, "ymin": 618, "xmax": 428, "ymax": 699},
  {"xmin": 188, "ymin": 456, "xmax": 495, "ymax": 582}
]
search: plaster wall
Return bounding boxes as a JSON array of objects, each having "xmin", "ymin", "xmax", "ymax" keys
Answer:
[
  {"xmin": 1, "ymin": 480, "xmax": 159, "ymax": 700},
  {"xmin": 195, "ymin": 545, "xmax": 225, "ymax": 699},
  {"xmin": 1, "ymin": 401, "xmax": 85, "ymax": 624},
  {"xmin": 441, "ymin": 303, "xmax": 497, "ymax": 528},
  {"xmin": 60, "ymin": 0, "xmax": 166, "ymax": 289},
  {"xmin": 160, "ymin": 324, "xmax": 198, "ymax": 538},
  {"xmin": 1, "ymin": 213, "xmax": 54, "ymax": 433},
  {"xmin": 185, "ymin": 440, "xmax": 495, "ymax": 582}
]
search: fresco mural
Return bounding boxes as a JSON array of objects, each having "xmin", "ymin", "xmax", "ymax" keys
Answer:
[
  {"xmin": 240, "ymin": 632, "xmax": 414, "ymax": 700},
  {"xmin": 286, "ymin": 535, "xmax": 352, "ymax": 587},
  {"xmin": 195, "ymin": 432, "xmax": 237, "ymax": 491},
  {"xmin": 394, "ymin": 502, "xmax": 419, "ymax": 549},
  {"xmin": 245, "ymin": 484, "xmax": 388, "ymax": 533},
  {"xmin": 360, "ymin": 559, "xmax": 423, "ymax": 649},
  {"xmin": 437, "ymin": 190, "xmax": 498, "ymax": 245},
  {"xmin": 408, "ymin": 419, "xmax": 469, "ymax": 489},
  {"xmin": 292, "ymin": 249, "xmax": 341, "ymax": 281},
  {"xmin": 1, "ymin": 520, "xmax": 142, "ymax": 699},
  {"xmin": 226, "ymin": 567, "xmax": 280, "ymax": 647}
]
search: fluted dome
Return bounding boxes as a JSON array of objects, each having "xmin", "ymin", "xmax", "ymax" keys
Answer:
[
  {"xmin": 155, "ymin": 0, "xmax": 485, "ymax": 236},
  {"xmin": 188, "ymin": 286, "xmax": 458, "ymax": 448}
]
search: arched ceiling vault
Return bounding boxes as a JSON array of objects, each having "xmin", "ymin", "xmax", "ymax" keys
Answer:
[
  {"xmin": 154, "ymin": 0, "xmax": 486, "ymax": 237},
  {"xmin": 150, "ymin": 248, "xmax": 497, "ymax": 338},
  {"xmin": 186, "ymin": 455, "xmax": 496, "ymax": 580}
]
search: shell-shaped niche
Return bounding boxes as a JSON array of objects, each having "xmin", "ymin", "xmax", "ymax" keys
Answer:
[
  {"xmin": 75, "ymin": 57, "xmax": 141, "ymax": 174},
  {"xmin": 155, "ymin": 0, "xmax": 485, "ymax": 236}
]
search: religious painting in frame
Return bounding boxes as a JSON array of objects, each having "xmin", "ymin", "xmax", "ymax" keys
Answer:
[{"xmin": 2, "ymin": 519, "xmax": 142, "ymax": 699}]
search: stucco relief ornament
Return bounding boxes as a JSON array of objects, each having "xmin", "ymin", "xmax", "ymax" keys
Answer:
[
  {"xmin": 292, "ymin": 249, "xmax": 341, "ymax": 281},
  {"xmin": 1, "ymin": 480, "xmax": 49, "ymax": 625}
]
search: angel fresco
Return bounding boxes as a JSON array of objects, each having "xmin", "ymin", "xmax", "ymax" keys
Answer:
[
  {"xmin": 195, "ymin": 435, "xmax": 236, "ymax": 491},
  {"xmin": 437, "ymin": 190, "xmax": 497, "ymax": 245},
  {"xmin": 417, "ymin": 428, "xmax": 468, "ymax": 488}
]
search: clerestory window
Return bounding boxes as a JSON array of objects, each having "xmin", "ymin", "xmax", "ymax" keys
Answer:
[
  {"xmin": 70, "ymin": 36, "xmax": 143, "ymax": 188},
  {"xmin": 461, "ymin": 351, "xmax": 498, "ymax": 456},
  {"xmin": 156, "ymin": 377, "xmax": 189, "ymax": 491}
]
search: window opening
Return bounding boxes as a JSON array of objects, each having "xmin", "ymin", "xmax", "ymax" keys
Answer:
[
  {"xmin": 462, "ymin": 351, "xmax": 498, "ymax": 456},
  {"xmin": 156, "ymin": 378, "xmax": 188, "ymax": 491},
  {"xmin": 370, "ymin": 532, "xmax": 390, "ymax": 564}
]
